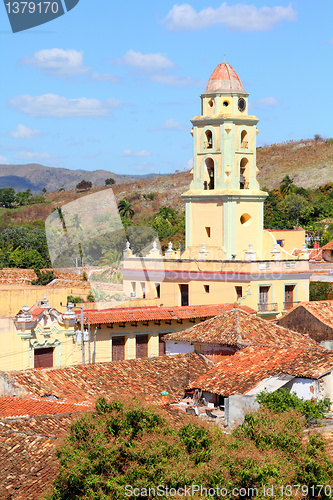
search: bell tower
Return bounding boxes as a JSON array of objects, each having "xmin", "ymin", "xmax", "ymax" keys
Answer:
[{"xmin": 182, "ymin": 62, "xmax": 268, "ymax": 260}]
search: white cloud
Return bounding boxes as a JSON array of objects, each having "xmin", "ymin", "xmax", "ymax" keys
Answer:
[
  {"xmin": 122, "ymin": 149, "xmax": 152, "ymax": 157},
  {"xmin": 163, "ymin": 2, "xmax": 297, "ymax": 31},
  {"xmin": 14, "ymin": 151, "xmax": 57, "ymax": 163},
  {"xmin": 0, "ymin": 155, "xmax": 9, "ymax": 163},
  {"xmin": 9, "ymin": 94, "xmax": 122, "ymax": 118},
  {"xmin": 253, "ymin": 96, "xmax": 281, "ymax": 107},
  {"xmin": 22, "ymin": 49, "xmax": 91, "ymax": 78},
  {"xmin": 10, "ymin": 123, "xmax": 41, "ymax": 139},
  {"xmin": 91, "ymin": 72, "xmax": 122, "ymax": 83},
  {"xmin": 150, "ymin": 74, "xmax": 204, "ymax": 87},
  {"xmin": 114, "ymin": 50, "xmax": 174, "ymax": 70},
  {"xmin": 158, "ymin": 119, "xmax": 186, "ymax": 131}
]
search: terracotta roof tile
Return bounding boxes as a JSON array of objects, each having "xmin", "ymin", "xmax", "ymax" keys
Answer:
[
  {"xmin": 322, "ymin": 240, "xmax": 333, "ymax": 251},
  {"xmin": 80, "ymin": 304, "xmax": 255, "ymax": 325},
  {"xmin": 0, "ymin": 396, "xmax": 93, "ymax": 419},
  {"xmin": 3, "ymin": 353, "xmax": 210, "ymax": 404},
  {"xmin": 164, "ymin": 308, "xmax": 319, "ymax": 349},
  {"xmin": 190, "ymin": 346, "xmax": 333, "ymax": 396},
  {"xmin": 281, "ymin": 301, "xmax": 333, "ymax": 329},
  {"xmin": 0, "ymin": 414, "xmax": 75, "ymax": 500}
]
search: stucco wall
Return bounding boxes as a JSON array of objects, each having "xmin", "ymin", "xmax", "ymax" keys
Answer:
[
  {"xmin": 165, "ymin": 341, "xmax": 194, "ymax": 356},
  {"xmin": 225, "ymin": 395, "xmax": 259, "ymax": 427},
  {"xmin": 278, "ymin": 306, "xmax": 333, "ymax": 343}
]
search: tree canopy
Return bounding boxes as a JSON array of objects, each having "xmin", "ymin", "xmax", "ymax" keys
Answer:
[{"xmin": 46, "ymin": 397, "xmax": 333, "ymax": 500}]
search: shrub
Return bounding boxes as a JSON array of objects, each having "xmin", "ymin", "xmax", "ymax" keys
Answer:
[
  {"xmin": 46, "ymin": 399, "xmax": 333, "ymax": 500},
  {"xmin": 67, "ymin": 295, "xmax": 84, "ymax": 304},
  {"xmin": 31, "ymin": 269, "xmax": 56, "ymax": 285},
  {"xmin": 256, "ymin": 389, "xmax": 328, "ymax": 424}
]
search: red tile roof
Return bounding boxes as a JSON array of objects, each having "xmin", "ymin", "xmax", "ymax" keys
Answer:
[
  {"xmin": 189, "ymin": 346, "xmax": 333, "ymax": 396},
  {"xmin": 164, "ymin": 307, "xmax": 319, "ymax": 349},
  {"xmin": 322, "ymin": 240, "xmax": 333, "ymax": 251},
  {"xmin": 3, "ymin": 353, "xmax": 210, "ymax": 404},
  {"xmin": 280, "ymin": 301, "xmax": 333, "ymax": 329},
  {"xmin": 79, "ymin": 303, "xmax": 255, "ymax": 325},
  {"xmin": 0, "ymin": 396, "xmax": 93, "ymax": 419},
  {"xmin": 0, "ymin": 414, "xmax": 75, "ymax": 500}
]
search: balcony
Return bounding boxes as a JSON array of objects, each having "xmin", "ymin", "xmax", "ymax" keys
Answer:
[
  {"xmin": 257, "ymin": 302, "xmax": 278, "ymax": 313},
  {"xmin": 283, "ymin": 301, "xmax": 300, "ymax": 311}
]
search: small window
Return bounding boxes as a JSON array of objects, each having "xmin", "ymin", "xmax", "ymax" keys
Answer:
[
  {"xmin": 235, "ymin": 286, "xmax": 242, "ymax": 300},
  {"xmin": 204, "ymin": 285, "xmax": 210, "ymax": 293},
  {"xmin": 140, "ymin": 282, "xmax": 146, "ymax": 299},
  {"xmin": 223, "ymin": 100, "xmax": 229, "ymax": 107},
  {"xmin": 156, "ymin": 283, "xmax": 160, "ymax": 299},
  {"xmin": 204, "ymin": 130, "xmax": 213, "ymax": 149},
  {"xmin": 208, "ymin": 99, "xmax": 214, "ymax": 108},
  {"xmin": 240, "ymin": 213, "xmax": 251, "ymax": 225},
  {"xmin": 205, "ymin": 227, "xmax": 211, "ymax": 238}
]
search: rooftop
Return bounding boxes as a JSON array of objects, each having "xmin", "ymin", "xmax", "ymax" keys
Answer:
[
  {"xmin": 205, "ymin": 62, "xmax": 244, "ymax": 94},
  {"xmin": 164, "ymin": 307, "xmax": 320, "ymax": 349},
  {"xmin": 1, "ymin": 353, "xmax": 210, "ymax": 403},
  {"xmin": 190, "ymin": 345, "xmax": 333, "ymax": 396},
  {"xmin": 280, "ymin": 300, "xmax": 333, "ymax": 329},
  {"xmin": 80, "ymin": 303, "xmax": 255, "ymax": 325}
]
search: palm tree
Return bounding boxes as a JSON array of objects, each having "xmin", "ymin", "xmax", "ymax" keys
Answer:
[
  {"xmin": 118, "ymin": 199, "xmax": 134, "ymax": 219},
  {"xmin": 279, "ymin": 175, "xmax": 295, "ymax": 196}
]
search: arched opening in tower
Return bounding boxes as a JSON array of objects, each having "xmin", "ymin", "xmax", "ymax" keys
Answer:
[
  {"xmin": 240, "ymin": 158, "xmax": 249, "ymax": 189},
  {"xmin": 241, "ymin": 130, "xmax": 248, "ymax": 149},
  {"xmin": 205, "ymin": 130, "xmax": 213, "ymax": 149},
  {"xmin": 205, "ymin": 158, "xmax": 215, "ymax": 190}
]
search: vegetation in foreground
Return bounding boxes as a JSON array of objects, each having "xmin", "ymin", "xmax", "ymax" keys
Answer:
[{"xmin": 45, "ymin": 397, "xmax": 333, "ymax": 500}]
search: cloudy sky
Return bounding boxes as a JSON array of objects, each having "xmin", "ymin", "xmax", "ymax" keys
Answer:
[{"xmin": 0, "ymin": 0, "xmax": 332, "ymax": 176}]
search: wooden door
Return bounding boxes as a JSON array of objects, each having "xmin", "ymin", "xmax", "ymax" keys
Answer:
[
  {"xmin": 180, "ymin": 284, "xmax": 189, "ymax": 306},
  {"xmin": 112, "ymin": 336, "xmax": 125, "ymax": 361},
  {"xmin": 259, "ymin": 286, "xmax": 269, "ymax": 311},
  {"xmin": 136, "ymin": 334, "xmax": 148, "ymax": 358},
  {"xmin": 159, "ymin": 334, "xmax": 166, "ymax": 356},
  {"xmin": 285, "ymin": 285, "xmax": 294, "ymax": 310},
  {"xmin": 34, "ymin": 348, "xmax": 53, "ymax": 368}
]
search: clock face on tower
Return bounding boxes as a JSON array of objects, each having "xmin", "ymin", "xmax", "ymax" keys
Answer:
[{"xmin": 238, "ymin": 97, "xmax": 246, "ymax": 112}]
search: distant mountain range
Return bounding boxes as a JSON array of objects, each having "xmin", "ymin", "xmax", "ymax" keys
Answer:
[
  {"xmin": 1, "ymin": 138, "xmax": 332, "ymax": 194},
  {"xmin": 0, "ymin": 164, "xmax": 161, "ymax": 193}
]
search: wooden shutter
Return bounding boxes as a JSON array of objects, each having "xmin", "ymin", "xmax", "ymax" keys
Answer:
[
  {"xmin": 34, "ymin": 348, "xmax": 53, "ymax": 368},
  {"xmin": 285, "ymin": 285, "xmax": 294, "ymax": 310},
  {"xmin": 136, "ymin": 334, "xmax": 148, "ymax": 359},
  {"xmin": 112, "ymin": 336, "xmax": 125, "ymax": 361},
  {"xmin": 159, "ymin": 334, "xmax": 166, "ymax": 356}
]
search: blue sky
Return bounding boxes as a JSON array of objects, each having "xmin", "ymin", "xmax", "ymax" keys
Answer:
[{"xmin": 0, "ymin": 0, "xmax": 332, "ymax": 177}]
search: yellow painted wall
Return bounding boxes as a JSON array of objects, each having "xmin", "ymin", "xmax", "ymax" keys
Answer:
[
  {"xmin": 267, "ymin": 229, "xmax": 306, "ymax": 254},
  {"xmin": 235, "ymin": 200, "xmax": 262, "ymax": 258},
  {"xmin": 190, "ymin": 201, "xmax": 223, "ymax": 248},
  {"xmin": 0, "ymin": 286, "xmax": 68, "ymax": 317}
]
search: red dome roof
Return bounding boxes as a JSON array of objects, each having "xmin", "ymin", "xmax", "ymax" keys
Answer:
[{"xmin": 206, "ymin": 62, "xmax": 244, "ymax": 93}]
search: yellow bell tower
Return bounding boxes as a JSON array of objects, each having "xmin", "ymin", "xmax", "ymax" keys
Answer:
[{"xmin": 182, "ymin": 62, "xmax": 268, "ymax": 260}]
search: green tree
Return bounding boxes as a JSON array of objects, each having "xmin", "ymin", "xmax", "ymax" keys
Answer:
[
  {"xmin": 281, "ymin": 193, "xmax": 314, "ymax": 226},
  {"xmin": 0, "ymin": 188, "xmax": 16, "ymax": 208},
  {"xmin": 31, "ymin": 269, "xmax": 56, "ymax": 285},
  {"xmin": 8, "ymin": 248, "xmax": 45, "ymax": 269},
  {"xmin": 105, "ymin": 178, "xmax": 115, "ymax": 186},
  {"xmin": 309, "ymin": 282, "xmax": 333, "ymax": 301},
  {"xmin": 0, "ymin": 227, "xmax": 50, "ymax": 268},
  {"xmin": 279, "ymin": 175, "xmax": 295, "ymax": 196},
  {"xmin": 76, "ymin": 180, "xmax": 92, "ymax": 190},
  {"xmin": 46, "ymin": 398, "xmax": 333, "ymax": 500},
  {"xmin": 15, "ymin": 189, "xmax": 32, "ymax": 206},
  {"xmin": 117, "ymin": 199, "xmax": 134, "ymax": 219}
]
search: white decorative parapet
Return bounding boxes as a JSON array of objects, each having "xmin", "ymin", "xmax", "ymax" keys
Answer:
[
  {"xmin": 123, "ymin": 241, "xmax": 133, "ymax": 258},
  {"xmin": 245, "ymin": 243, "xmax": 256, "ymax": 261},
  {"xmin": 165, "ymin": 241, "xmax": 176, "ymax": 259},
  {"xmin": 199, "ymin": 243, "xmax": 209, "ymax": 260},
  {"xmin": 299, "ymin": 243, "xmax": 310, "ymax": 260},
  {"xmin": 270, "ymin": 242, "xmax": 281, "ymax": 260}
]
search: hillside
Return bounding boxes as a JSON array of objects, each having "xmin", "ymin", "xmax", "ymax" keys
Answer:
[
  {"xmin": 0, "ymin": 164, "xmax": 160, "ymax": 193},
  {"xmin": 257, "ymin": 138, "xmax": 333, "ymax": 190}
]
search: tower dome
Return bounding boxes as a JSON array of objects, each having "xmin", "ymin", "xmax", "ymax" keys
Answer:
[{"xmin": 205, "ymin": 62, "xmax": 244, "ymax": 93}]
